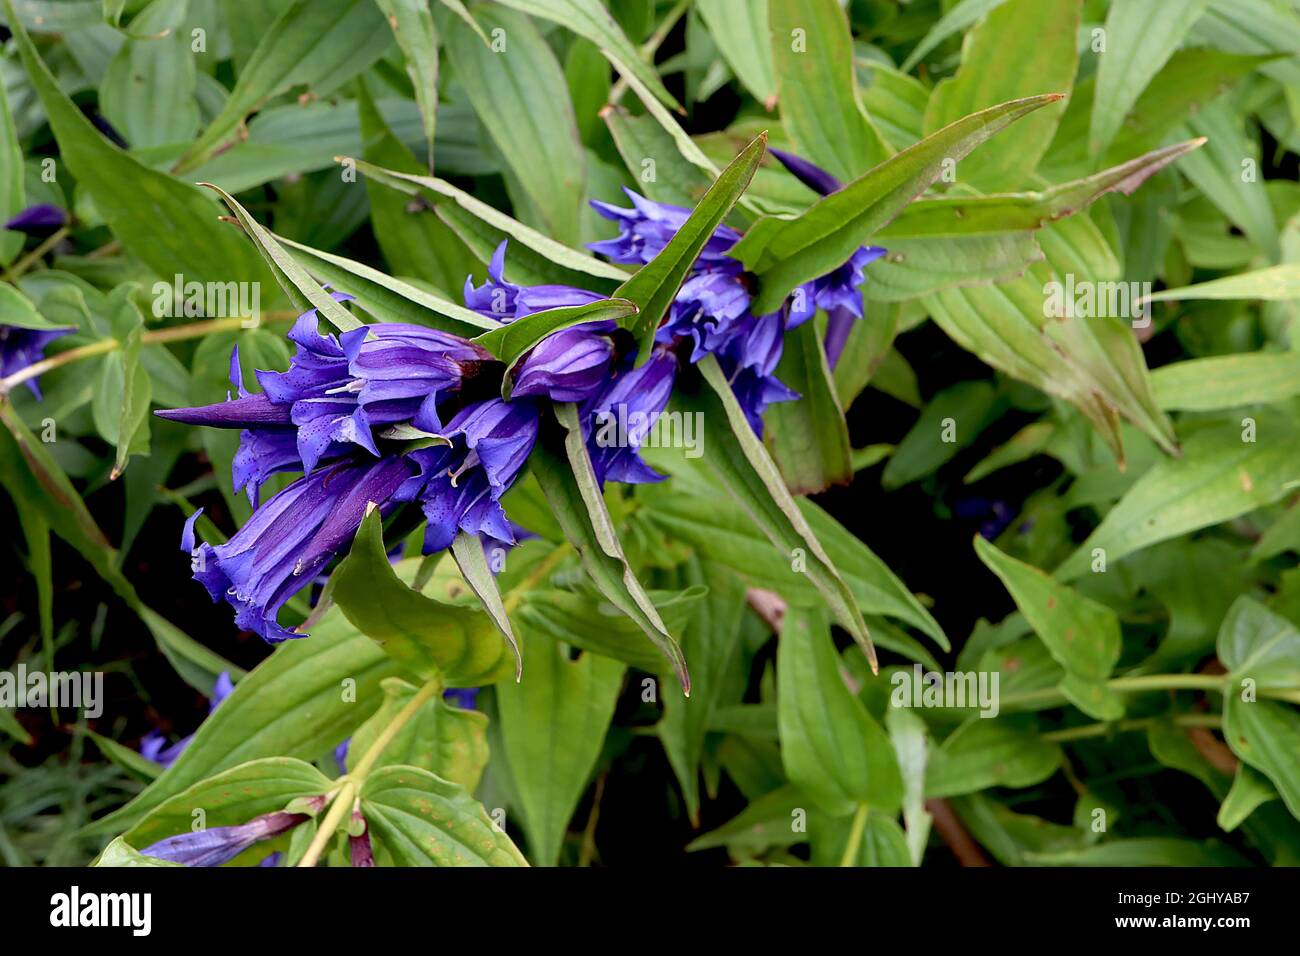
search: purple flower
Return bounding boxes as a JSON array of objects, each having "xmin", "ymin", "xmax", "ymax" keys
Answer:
[
  {"xmin": 334, "ymin": 738, "xmax": 351, "ymax": 775},
  {"xmin": 139, "ymin": 671, "xmax": 235, "ymax": 768},
  {"xmin": 396, "ymin": 398, "xmax": 541, "ymax": 554},
  {"xmin": 443, "ymin": 687, "xmax": 480, "ymax": 710},
  {"xmin": 3, "ymin": 203, "xmax": 66, "ymax": 234},
  {"xmin": 464, "ymin": 241, "xmax": 604, "ymax": 321},
  {"xmin": 769, "ymin": 146, "xmax": 844, "ymax": 197},
  {"xmin": 587, "ymin": 349, "xmax": 677, "ymax": 485},
  {"xmin": 142, "ymin": 802, "xmax": 321, "ymax": 867},
  {"xmin": 182, "ymin": 455, "xmax": 414, "ymax": 643},
  {"xmin": 656, "ymin": 268, "xmax": 752, "ymax": 361},
  {"xmin": 589, "ymin": 189, "xmax": 742, "ymax": 268},
  {"xmin": 0, "ymin": 325, "xmax": 76, "ymax": 399},
  {"xmin": 350, "ymin": 808, "xmax": 375, "ymax": 868},
  {"xmin": 511, "ymin": 322, "xmax": 617, "ymax": 403}
]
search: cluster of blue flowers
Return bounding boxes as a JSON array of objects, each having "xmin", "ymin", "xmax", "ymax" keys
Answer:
[{"xmin": 152, "ymin": 151, "xmax": 883, "ymax": 647}]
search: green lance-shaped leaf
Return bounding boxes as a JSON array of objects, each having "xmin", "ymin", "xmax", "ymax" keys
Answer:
[
  {"xmin": 180, "ymin": 0, "xmax": 393, "ymax": 169},
  {"xmin": 613, "ymin": 130, "xmax": 767, "ymax": 361},
  {"xmin": 531, "ymin": 402, "xmax": 689, "ymax": 693},
  {"xmin": 769, "ymin": 0, "xmax": 891, "ymax": 181},
  {"xmin": 1089, "ymin": 0, "xmax": 1214, "ymax": 156},
  {"xmin": 201, "ymin": 183, "xmax": 362, "ymax": 333},
  {"xmin": 925, "ymin": 718, "xmax": 1062, "ymax": 799},
  {"xmin": 777, "ymin": 607, "xmax": 902, "ymax": 818},
  {"xmin": 921, "ymin": 0, "xmax": 1078, "ymax": 192},
  {"xmin": 362, "ymin": 764, "xmax": 528, "ymax": 866},
  {"xmin": 763, "ymin": 318, "xmax": 853, "ymax": 493},
  {"xmin": 84, "ymin": 612, "xmax": 399, "ymax": 836},
  {"xmin": 493, "ymin": 0, "xmax": 680, "ymax": 112},
  {"xmin": 277, "ymin": 232, "xmax": 494, "ymax": 335},
  {"xmin": 1223, "ymin": 697, "xmax": 1300, "ymax": 821},
  {"xmin": 975, "ymin": 536, "xmax": 1122, "ymax": 719},
  {"xmin": 471, "ymin": 297, "xmax": 639, "ymax": 399},
  {"xmin": 333, "ymin": 509, "xmax": 518, "ymax": 685},
  {"xmin": 449, "ymin": 531, "xmax": 521, "ymax": 681},
  {"xmin": 1152, "ymin": 351, "xmax": 1300, "ymax": 412},
  {"xmin": 495, "ymin": 631, "xmax": 625, "ymax": 866},
  {"xmin": 877, "ymin": 138, "xmax": 1207, "ymax": 239},
  {"xmin": 1055, "ymin": 416, "xmax": 1300, "ymax": 580},
  {"xmin": 1140, "ymin": 264, "xmax": 1300, "ymax": 305},
  {"xmin": 3, "ymin": 0, "xmax": 267, "ymax": 288},
  {"xmin": 691, "ymin": 354, "xmax": 877, "ymax": 672},
  {"xmin": 729, "ymin": 94, "xmax": 1063, "ymax": 314},
  {"xmin": 0, "ymin": 69, "xmax": 24, "ymax": 267},
  {"xmin": 375, "ymin": 0, "xmax": 439, "ymax": 170},
  {"xmin": 695, "ymin": 0, "xmax": 775, "ymax": 107},
  {"xmin": 348, "ymin": 159, "xmax": 628, "ymax": 284}
]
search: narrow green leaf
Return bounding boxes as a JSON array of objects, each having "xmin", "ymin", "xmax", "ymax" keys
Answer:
[
  {"xmin": 614, "ymin": 131, "xmax": 766, "ymax": 358},
  {"xmin": 695, "ymin": 0, "xmax": 775, "ymax": 106},
  {"xmin": 449, "ymin": 530, "xmax": 521, "ymax": 680},
  {"xmin": 769, "ymin": 0, "xmax": 890, "ymax": 181},
  {"xmin": 200, "ymin": 183, "xmax": 362, "ymax": 332},
  {"xmin": 494, "ymin": 631, "xmax": 623, "ymax": 866},
  {"xmin": 350, "ymin": 158, "xmax": 628, "ymax": 282},
  {"xmin": 1152, "ymin": 351, "xmax": 1300, "ymax": 411},
  {"xmin": 493, "ymin": 0, "xmax": 680, "ymax": 111},
  {"xmin": 1142, "ymin": 264, "xmax": 1300, "ymax": 304},
  {"xmin": 692, "ymin": 354, "xmax": 877, "ymax": 670},
  {"xmin": 922, "ymin": 0, "xmax": 1078, "ymax": 191},
  {"xmin": 533, "ymin": 402, "xmax": 690, "ymax": 692},
  {"xmin": 732, "ymin": 94, "xmax": 1063, "ymax": 313},
  {"xmin": 1090, "ymin": 0, "xmax": 1213, "ymax": 156},
  {"xmin": 925, "ymin": 718, "xmax": 1061, "ymax": 798},
  {"xmin": 375, "ymin": 0, "xmax": 439, "ymax": 169},
  {"xmin": 777, "ymin": 606, "xmax": 902, "ymax": 817},
  {"xmin": 181, "ymin": 0, "xmax": 393, "ymax": 168}
]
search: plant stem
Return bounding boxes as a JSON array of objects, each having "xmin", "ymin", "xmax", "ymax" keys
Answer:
[
  {"xmin": 608, "ymin": 0, "xmax": 689, "ymax": 105},
  {"xmin": 2, "ymin": 226, "xmax": 70, "ymax": 282},
  {"xmin": 1042, "ymin": 713, "xmax": 1221, "ymax": 743},
  {"xmin": 839, "ymin": 802, "xmax": 869, "ymax": 867},
  {"xmin": 296, "ymin": 674, "xmax": 443, "ymax": 868},
  {"xmin": 1000, "ymin": 672, "xmax": 1235, "ymax": 712},
  {"xmin": 0, "ymin": 311, "xmax": 298, "ymax": 395}
]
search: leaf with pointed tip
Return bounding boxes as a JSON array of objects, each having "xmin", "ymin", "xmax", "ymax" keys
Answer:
[
  {"xmin": 614, "ymin": 131, "xmax": 766, "ymax": 360},
  {"xmin": 531, "ymin": 403, "xmax": 690, "ymax": 693},
  {"xmin": 690, "ymin": 355, "xmax": 876, "ymax": 671},
  {"xmin": 730, "ymin": 94, "xmax": 1063, "ymax": 314},
  {"xmin": 349, "ymin": 159, "xmax": 627, "ymax": 283},
  {"xmin": 201, "ymin": 183, "xmax": 362, "ymax": 332},
  {"xmin": 450, "ymin": 531, "xmax": 521, "ymax": 681},
  {"xmin": 333, "ymin": 510, "xmax": 516, "ymax": 686},
  {"xmin": 375, "ymin": 0, "xmax": 439, "ymax": 169},
  {"xmin": 493, "ymin": 0, "xmax": 679, "ymax": 111}
]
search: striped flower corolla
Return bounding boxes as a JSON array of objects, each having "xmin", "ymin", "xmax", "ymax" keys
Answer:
[{"xmin": 142, "ymin": 796, "xmax": 325, "ymax": 867}]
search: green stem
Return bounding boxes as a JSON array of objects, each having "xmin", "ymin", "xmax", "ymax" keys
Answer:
[
  {"xmin": 1000, "ymin": 672, "xmax": 1232, "ymax": 712},
  {"xmin": 608, "ymin": 0, "xmax": 689, "ymax": 105},
  {"xmin": 2, "ymin": 226, "xmax": 70, "ymax": 282},
  {"xmin": 0, "ymin": 311, "xmax": 298, "ymax": 396},
  {"xmin": 839, "ymin": 803, "xmax": 869, "ymax": 868},
  {"xmin": 1042, "ymin": 713, "xmax": 1221, "ymax": 743},
  {"xmin": 296, "ymin": 673, "xmax": 444, "ymax": 868}
]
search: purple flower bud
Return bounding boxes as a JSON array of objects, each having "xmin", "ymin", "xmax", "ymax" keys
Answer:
[
  {"xmin": 349, "ymin": 808, "xmax": 375, "ymax": 868},
  {"xmin": 142, "ymin": 801, "xmax": 321, "ymax": 867},
  {"xmin": 3, "ymin": 203, "xmax": 66, "ymax": 234},
  {"xmin": 769, "ymin": 147, "xmax": 844, "ymax": 197},
  {"xmin": 138, "ymin": 672, "xmax": 235, "ymax": 768},
  {"xmin": 0, "ymin": 324, "xmax": 76, "ymax": 400},
  {"xmin": 444, "ymin": 687, "xmax": 480, "ymax": 710},
  {"xmin": 511, "ymin": 321, "xmax": 617, "ymax": 403}
]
